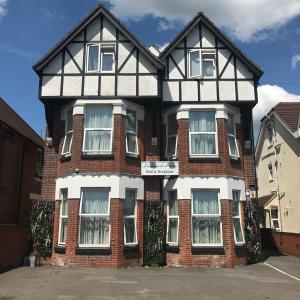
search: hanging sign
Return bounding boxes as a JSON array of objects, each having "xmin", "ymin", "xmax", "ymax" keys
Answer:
[{"xmin": 141, "ymin": 161, "xmax": 179, "ymax": 176}]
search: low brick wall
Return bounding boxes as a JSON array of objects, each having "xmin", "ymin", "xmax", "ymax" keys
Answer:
[
  {"xmin": 261, "ymin": 228, "xmax": 300, "ymax": 257},
  {"xmin": 0, "ymin": 225, "xmax": 30, "ymax": 267}
]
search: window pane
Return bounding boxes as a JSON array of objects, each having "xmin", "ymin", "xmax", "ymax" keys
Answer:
[
  {"xmin": 124, "ymin": 218, "xmax": 136, "ymax": 243},
  {"xmin": 88, "ymin": 45, "xmax": 99, "ymax": 71},
  {"xmin": 124, "ymin": 190, "xmax": 135, "ymax": 216},
  {"xmin": 271, "ymin": 209, "xmax": 278, "ymax": 219},
  {"xmin": 233, "ymin": 218, "xmax": 243, "ymax": 243},
  {"xmin": 272, "ymin": 220, "xmax": 280, "ymax": 229},
  {"xmin": 81, "ymin": 189, "xmax": 109, "ymax": 214},
  {"xmin": 229, "ymin": 136, "xmax": 238, "ymax": 157},
  {"xmin": 190, "ymin": 111, "xmax": 215, "ymax": 132},
  {"xmin": 193, "ymin": 191, "xmax": 219, "ymax": 214},
  {"xmin": 168, "ymin": 218, "xmax": 178, "ymax": 243},
  {"xmin": 126, "ymin": 110, "xmax": 136, "ymax": 133},
  {"xmin": 85, "ymin": 130, "xmax": 111, "ymax": 151},
  {"xmin": 62, "ymin": 132, "xmax": 72, "ymax": 154},
  {"xmin": 79, "ymin": 217, "xmax": 109, "ymax": 245},
  {"xmin": 203, "ymin": 60, "xmax": 214, "ymax": 77},
  {"xmin": 59, "ymin": 218, "xmax": 68, "ymax": 244},
  {"xmin": 232, "ymin": 201, "xmax": 239, "ymax": 217},
  {"xmin": 167, "ymin": 136, "xmax": 176, "ymax": 157},
  {"xmin": 169, "ymin": 191, "xmax": 178, "ymax": 216},
  {"xmin": 66, "ymin": 109, "xmax": 73, "ymax": 132},
  {"xmin": 167, "ymin": 114, "xmax": 177, "ymax": 135},
  {"xmin": 191, "ymin": 134, "xmax": 216, "ymax": 155},
  {"xmin": 61, "ymin": 190, "xmax": 68, "ymax": 216},
  {"xmin": 228, "ymin": 115, "xmax": 234, "ymax": 135},
  {"xmin": 85, "ymin": 105, "xmax": 112, "ymax": 129},
  {"xmin": 190, "ymin": 51, "xmax": 200, "ymax": 77},
  {"xmin": 192, "ymin": 217, "xmax": 221, "ymax": 244},
  {"xmin": 126, "ymin": 132, "xmax": 137, "ymax": 153},
  {"xmin": 102, "ymin": 53, "xmax": 114, "ymax": 71}
]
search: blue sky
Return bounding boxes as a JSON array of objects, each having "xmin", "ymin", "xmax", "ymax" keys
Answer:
[{"xmin": 0, "ymin": 0, "xmax": 300, "ymax": 138}]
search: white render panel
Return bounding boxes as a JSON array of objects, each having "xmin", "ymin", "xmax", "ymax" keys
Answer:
[
  {"xmin": 86, "ymin": 17, "xmax": 101, "ymax": 41},
  {"xmin": 169, "ymin": 58, "xmax": 182, "ymax": 79},
  {"xmin": 84, "ymin": 76, "xmax": 99, "ymax": 96},
  {"xmin": 103, "ymin": 17, "xmax": 117, "ymax": 41},
  {"xmin": 68, "ymin": 43, "xmax": 84, "ymax": 71},
  {"xmin": 117, "ymin": 75, "xmax": 136, "ymax": 96},
  {"xmin": 120, "ymin": 51, "xmax": 137, "ymax": 73},
  {"xmin": 219, "ymin": 81, "xmax": 236, "ymax": 101},
  {"xmin": 238, "ymin": 81, "xmax": 255, "ymax": 101},
  {"xmin": 41, "ymin": 76, "xmax": 61, "ymax": 96},
  {"xmin": 200, "ymin": 81, "xmax": 217, "ymax": 101},
  {"xmin": 118, "ymin": 42, "xmax": 134, "ymax": 70},
  {"xmin": 163, "ymin": 81, "xmax": 179, "ymax": 102},
  {"xmin": 64, "ymin": 51, "xmax": 80, "ymax": 74},
  {"xmin": 139, "ymin": 75, "xmax": 157, "ymax": 96},
  {"xmin": 100, "ymin": 76, "xmax": 115, "ymax": 96},
  {"xmin": 181, "ymin": 81, "xmax": 198, "ymax": 101},
  {"xmin": 171, "ymin": 49, "xmax": 185, "ymax": 79},
  {"xmin": 218, "ymin": 49, "xmax": 234, "ymax": 79},
  {"xmin": 236, "ymin": 59, "xmax": 253, "ymax": 79},
  {"xmin": 139, "ymin": 53, "xmax": 156, "ymax": 73},
  {"xmin": 55, "ymin": 174, "xmax": 144, "ymax": 200},
  {"xmin": 163, "ymin": 176, "xmax": 246, "ymax": 201},
  {"xmin": 63, "ymin": 76, "xmax": 82, "ymax": 96},
  {"xmin": 202, "ymin": 25, "xmax": 215, "ymax": 47},
  {"xmin": 187, "ymin": 26, "xmax": 200, "ymax": 48},
  {"xmin": 43, "ymin": 53, "xmax": 62, "ymax": 74}
]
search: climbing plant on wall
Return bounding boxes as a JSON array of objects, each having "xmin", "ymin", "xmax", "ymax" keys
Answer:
[
  {"xmin": 30, "ymin": 200, "xmax": 55, "ymax": 257},
  {"xmin": 244, "ymin": 198, "xmax": 262, "ymax": 264},
  {"xmin": 143, "ymin": 201, "xmax": 165, "ymax": 267}
]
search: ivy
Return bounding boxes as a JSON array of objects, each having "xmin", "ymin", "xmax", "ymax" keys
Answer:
[
  {"xmin": 244, "ymin": 199, "xmax": 262, "ymax": 264},
  {"xmin": 30, "ymin": 200, "xmax": 55, "ymax": 257},
  {"xmin": 143, "ymin": 201, "xmax": 165, "ymax": 267}
]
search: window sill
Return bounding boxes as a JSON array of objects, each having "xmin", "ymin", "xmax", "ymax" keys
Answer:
[
  {"xmin": 230, "ymin": 157, "xmax": 241, "ymax": 164},
  {"xmin": 123, "ymin": 243, "xmax": 139, "ymax": 253},
  {"xmin": 191, "ymin": 246, "xmax": 225, "ymax": 255},
  {"xmin": 54, "ymin": 245, "xmax": 66, "ymax": 254},
  {"xmin": 81, "ymin": 153, "xmax": 114, "ymax": 160},
  {"xmin": 166, "ymin": 244, "xmax": 179, "ymax": 253},
  {"xmin": 188, "ymin": 157, "xmax": 221, "ymax": 163},
  {"xmin": 60, "ymin": 154, "xmax": 71, "ymax": 162},
  {"xmin": 125, "ymin": 153, "xmax": 140, "ymax": 159},
  {"xmin": 75, "ymin": 247, "xmax": 111, "ymax": 255}
]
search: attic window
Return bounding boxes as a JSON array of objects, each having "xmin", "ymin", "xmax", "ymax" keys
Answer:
[
  {"xmin": 87, "ymin": 44, "xmax": 115, "ymax": 73},
  {"xmin": 188, "ymin": 50, "xmax": 215, "ymax": 78}
]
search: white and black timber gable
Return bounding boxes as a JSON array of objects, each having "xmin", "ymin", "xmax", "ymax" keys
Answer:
[{"xmin": 160, "ymin": 12, "xmax": 263, "ymax": 103}]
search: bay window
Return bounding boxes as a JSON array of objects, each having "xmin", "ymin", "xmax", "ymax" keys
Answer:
[
  {"xmin": 167, "ymin": 191, "xmax": 179, "ymax": 245},
  {"xmin": 232, "ymin": 190, "xmax": 244, "ymax": 244},
  {"xmin": 188, "ymin": 50, "xmax": 215, "ymax": 78},
  {"xmin": 189, "ymin": 111, "xmax": 217, "ymax": 156},
  {"xmin": 166, "ymin": 114, "xmax": 177, "ymax": 158},
  {"xmin": 125, "ymin": 109, "xmax": 138, "ymax": 155},
  {"xmin": 58, "ymin": 189, "xmax": 68, "ymax": 245},
  {"xmin": 124, "ymin": 189, "xmax": 137, "ymax": 245},
  {"xmin": 87, "ymin": 44, "xmax": 115, "ymax": 72},
  {"xmin": 192, "ymin": 190, "xmax": 222, "ymax": 246},
  {"xmin": 228, "ymin": 114, "xmax": 239, "ymax": 159},
  {"xmin": 79, "ymin": 188, "xmax": 110, "ymax": 247},
  {"xmin": 62, "ymin": 108, "xmax": 73, "ymax": 155},
  {"xmin": 83, "ymin": 105, "xmax": 113, "ymax": 153}
]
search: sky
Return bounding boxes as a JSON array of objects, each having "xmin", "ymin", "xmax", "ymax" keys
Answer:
[{"xmin": 0, "ymin": 0, "xmax": 300, "ymax": 140}]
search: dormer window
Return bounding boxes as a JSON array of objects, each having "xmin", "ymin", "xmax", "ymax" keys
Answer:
[
  {"xmin": 188, "ymin": 50, "xmax": 215, "ymax": 78},
  {"xmin": 87, "ymin": 44, "xmax": 115, "ymax": 73}
]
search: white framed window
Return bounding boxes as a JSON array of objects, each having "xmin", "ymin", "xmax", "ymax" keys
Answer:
[
  {"xmin": 125, "ymin": 109, "xmax": 138, "ymax": 155},
  {"xmin": 61, "ymin": 108, "xmax": 73, "ymax": 155},
  {"xmin": 83, "ymin": 105, "xmax": 113, "ymax": 154},
  {"xmin": 268, "ymin": 163, "xmax": 273, "ymax": 182},
  {"xmin": 35, "ymin": 148, "xmax": 43, "ymax": 180},
  {"xmin": 270, "ymin": 208, "xmax": 280, "ymax": 230},
  {"xmin": 188, "ymin": 50, "xmax": 215, "ymax": 78},
  {"xmin": 87, "ymin": 44, "xmax": 100, "ymax": 72},
  {"xmin": 124, "ymin": 189, "xmax": 137, "ymax": 245},
  {"xmin": 79, "ymin": 188, "xmax": 110, "ymax": 247},
  {"xmin": 228, "ymin": 114, "xmax": 239, "ymax": 159},
  {"xmin": 166, "ymin": 113, "xmax": 177, "ymax": 158},
  {"xmin": 167, "ymin": 190, "xmax": 179, "ymax": 245},
  {"xmin": 58, "ymin": 189, "xmax": 68, "ymax": 245},
  {"xmin": 232, "ymin": 190, "xmax": 244, "ymax": 244},
  {"xmin": 189, "ymin": 111, "xmax": 217, "ymax": 156},
  {"xmin": 267, "ymin": 124, "xmax": 274, "ymax": 146},
  {"xmin": 101, "ymin": 46, "xmax": 115, "ymax": 72},
  {"xmin": 192, "ymin": 190, "xmax": 222, "ymax": 246}
]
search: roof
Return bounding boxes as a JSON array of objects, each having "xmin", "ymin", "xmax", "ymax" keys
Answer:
[
  {"xmin": 258, "ymin": 193, "xmax": 276, "ymax": 208},
  {"xmin": 0, "ymin": 98, "xmax": 44, "ymax": 148},
  {"xmin": 159, "ymin": 11, "xmax": 263, "ymax": 78},
  {"xmin": 33, "ymin": 4, "xmax": 163, "ymax": 73}
]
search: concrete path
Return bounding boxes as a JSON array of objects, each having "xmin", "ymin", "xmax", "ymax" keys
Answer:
[{"xmin": 0, "ymin": 262, "xmax": 299, "ymax": 300}]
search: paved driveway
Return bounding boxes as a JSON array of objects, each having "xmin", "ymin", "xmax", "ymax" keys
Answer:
[{"xmin": 0, "ymin": 259, "xmax": 299, "ymax": 300}]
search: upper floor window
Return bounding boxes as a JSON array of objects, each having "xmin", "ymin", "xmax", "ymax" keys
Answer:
[
  {"xmin": 58, "ymin": 189, "xmax": 68, "ymax": 245},
  {"xmin": 83, "ymin": 105, "xmax": 113, "ymax": 154},
  {"xmin": 268, "ymin": 163, "xmax": 273, "ymax": 182},
  {"xmin": 228, "ymin": 114, "xmax": 239, "ymax": 159},
  {"xmin": 124, "ymin": 189, "xmax": 137, "ymax": 245},
  {"xmin": 35, "ymin": 148, "xmax": 43, "ymax": 180},
  {"xmin": 87, "ymin": 44, "xmax": 115, "ymax": 73},
  {"xmin": 232, "ymin": 190, "xmax": 244, "ymax": 244},
  {"xmin": 188, "ymin": 50, "xmax": 215, "ymax": 78},
  {"xmin": 267, "ymin": 124, "xmax": 274, "ymax": 146},
  {"xmin": 270, "ymin": 208, "xmax": 280, "ymax": 231},
  {"xmin": 167, "ymin": 190, "xmax": 179, "ymax": 245},
  {"xmin": 62, "ymin": 108, "xmax": 73, "ymax": 155},
  {"xmin": 189, "ymin": 111, "xmax": 217, "ymax": 156},
  {"xmin": 166, "ymin": 114, "xmax": 177, "ymax": 158},
  {"xmin": 125, "ymin": 109, "xmax": 138, "ymax": 155}
]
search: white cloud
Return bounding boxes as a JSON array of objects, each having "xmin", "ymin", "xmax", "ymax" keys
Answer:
[
  {"xmin": 291, "ymin": 54, "xmax": 300, "ymax": 69},
  {"xmin": 107, "ymin": 0, "xmax": 300, "ymax": 42},
  {"xmin": 0, "ymin": 0, "xmax": 8, "ymax": 20},
  {"xmin": 158, "ymin": 20, "xmax": 176, "ymax": 31},
  {"xmin": 40, "ymin": 8, "xmax": 55, "ymax": 20},
  {"xmin": 254, "ymin": 85, "xmax": 300, "ymax": 141}
]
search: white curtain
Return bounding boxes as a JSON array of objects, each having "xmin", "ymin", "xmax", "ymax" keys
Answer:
[
  {"xmin": 190, "ymin": 111, "xmax": 215, "ymax": 132},
  {"xmin": 203, "ymin": 60, "xmax": 214, "ymax": 77},
  {"xmin": 81, "ymin": 189, "xmax": 109, "ymax": 214},
  {"xmin": 190, "ymin": 51, "xmax": 200, "ymax": 76},
  {"xmin": 193, "ymin": 191, "xmax": 219, "ymax": 215},
  {"xmin": 191, "ymin": 134, "xmax": 215, "ymax": 155},
  {"xmin": 192, "ymin": 217, "xmax": 221, "ymax": 244},
  {"xmin": 124, "ymin": 190, "xmax": 136, "ymax": 243},
  {"xmin": 168, "ymin": 219, "xmax": 178, "ymax": 243},
  {"xmin": 124, "ymin": 218, "xmax": 136, "ymax": 243},
  {"xmin": 124, "ymin": 190, "xmax": 135, "ymax": 216},
  {"xmin": 85, "ymin": 131, "xmax": 111, "ymax": 151},
  {"xmin": 88, "ymin": 45, "xmax": 99, "ymax": 71},
  {"xmin": 102, "ymin": 53, "xmax": 114, "ymax": 71},
  {"xmin": 60, "ymin": 218, "xmax": 68, "ymax": 244}
]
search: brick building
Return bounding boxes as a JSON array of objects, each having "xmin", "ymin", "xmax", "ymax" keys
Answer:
[
  {"xmin": 33, "ymin": 5, "xmax": 263, "ymax": 267},
  {"xmin": 0, "ymin": 98, "xmax": 44, "ymax": 267}
]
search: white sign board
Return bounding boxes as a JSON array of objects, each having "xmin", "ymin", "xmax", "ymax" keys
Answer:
[{"xmin": 141, "ymin": 161, "xmax": 179, "ymax": 176}]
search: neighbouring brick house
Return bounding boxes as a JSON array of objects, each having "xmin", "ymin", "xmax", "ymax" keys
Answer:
[
  {"xmin": 0, "ymin": 98, "xmax": 44, "ymax": 267},
  {"xmin": 33, "ymin": 4, "xmax": 263, "ymax": 267},
  {"xmin": 256, "ymin": 102, "xmax": 300, "ymax": 257}
]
